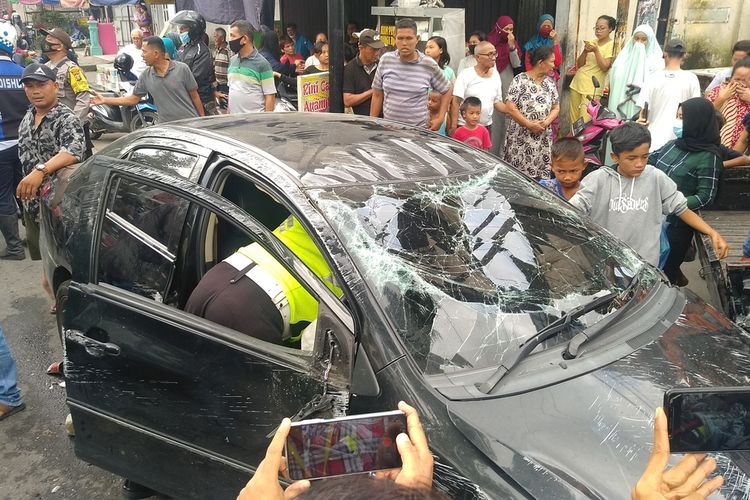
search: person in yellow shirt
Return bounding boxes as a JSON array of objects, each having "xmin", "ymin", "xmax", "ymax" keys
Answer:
[
  {"xmin": 569, "ymin": 15, "xmax": 616, "ymax": 124},
  {"xmin": 185, "ymin": 216, "xmax": 342, "ymax": 347}
]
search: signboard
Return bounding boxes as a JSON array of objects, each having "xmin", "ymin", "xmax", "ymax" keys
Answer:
[
  {"xmin": 379, "ymin": 25, "xmax": 395, "ymax": 47},
  {"xmin": 297, "ymin": 72, "xmax": 329, "ymax": 113}
]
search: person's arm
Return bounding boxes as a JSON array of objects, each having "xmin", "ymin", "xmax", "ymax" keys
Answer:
[
  {"xmin": 91, "ymin": 90, "xmax": 141, "ymax": 108},
  {"xmin": 591, "ymin": 42, "xmax": 613, "ymax": 72},
  {"xmin": 264, "ymin": 94, "xmax": 275, "ymax": 112},
  {"xmin": 725, "ymin": 155, "xmax": 750, "ymax": 168},
  {"xmin": 734, "ymin": 129, "xmax": 749, "ymax": 154},
  {"xmin": 523, "ymin": 51, "xmax": 532, "ymax": 72},
  {"xmin": 576, "ymin": 44, "xmax": 589, "ymax": 68},
  {"xmin": 431, "ymin": 87, "xmax": 453, "ymax": 131},
  {"xmin": 16, "ymin": 150, "xmax": 80, "ymax": 202},
  {"xmin": 710, "ymin": 82, "xmax": 735, "ymax": 110},
  {"xmin": 686, "ymin": 155, "xmax": 721, "ymax": 210},
  {"xmin": 449, "ymin": 96, "xmax": 462, "ymax": 137},
  {"xmin": 552, "ymin": 37, "xmax": 562, "ymax": 69},
  {"xmin": 482, "ymin": 127, "xmax": 492, "ymax": 151},
  {"xmin": 505, "ymin": 100, "xmax": 544, "ymax": 134},
  {"xmin": 189, "ymin": 88, "xmax": 205, "ymax": 116},
  {"xmin": 370, "ymin": 89, "xmax": 384, "ymax": 118},
  {"xmin": 343, "ymin": 88, "xmax": 374, "ymax": 108},
  {"xmin": 678, "ymin": 209, "xmax": 729, "ymax": 259},
  {"xmin": 542, "ymin": 103, "xmax": 560, "ymax": 128},
  {"xmin": 509, "ymin": 44, "xmax": 522, "ymax": 68}
]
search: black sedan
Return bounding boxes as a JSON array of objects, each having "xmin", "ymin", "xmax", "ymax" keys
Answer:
[{"xmin": 41, "ymin": 113, "xmax": 750, "ymax": 499}]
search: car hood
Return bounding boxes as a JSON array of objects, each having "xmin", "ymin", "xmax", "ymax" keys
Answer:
[{"xmin": 447, "ymin": 295, "xmax": 750, "ymax": 499}]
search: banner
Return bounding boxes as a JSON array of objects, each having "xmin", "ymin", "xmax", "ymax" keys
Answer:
[{"xmin": 297, "ymin": 72, "xmax": 329, "ymax": 113}]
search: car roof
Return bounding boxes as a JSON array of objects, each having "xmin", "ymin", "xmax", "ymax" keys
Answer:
[{"xmin": 162, "ymin": 113, "xmax": 494, "ymax": 188}]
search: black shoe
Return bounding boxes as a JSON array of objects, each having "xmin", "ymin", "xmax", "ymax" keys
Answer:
[{"xmin": 122, "ymin": 479, "xmax": 157, "ymax": 499}]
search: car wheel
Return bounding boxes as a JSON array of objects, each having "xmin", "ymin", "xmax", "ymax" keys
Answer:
[
  {"xmin": 56, "ymin": 279, "xmax": 70, "ymax": 346},
  {"xmin": 130, "ymin": 110, "xmax": 158, "ymax": 132},
  {"xmin": 89, "ymin": 130, "xmax": 103, "ymax": 140}
]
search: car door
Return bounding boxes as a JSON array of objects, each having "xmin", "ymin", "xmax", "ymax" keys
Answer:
[{"xmin": 63, "ymin": 161, "xmax": 354, "ymax": 499}]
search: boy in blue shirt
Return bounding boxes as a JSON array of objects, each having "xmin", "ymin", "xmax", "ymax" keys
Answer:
[{"xmin": 540, "ymin": 138, "xmax": 585, "ymax": 200}]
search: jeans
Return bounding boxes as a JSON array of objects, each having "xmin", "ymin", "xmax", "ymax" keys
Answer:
[
  {"xmin": 0, "ymin": 324, "xmax": 22, "ymax": 407},
  {"xmin": 743, "ymin": 230, "xmax": 750, "ymax": 258}
]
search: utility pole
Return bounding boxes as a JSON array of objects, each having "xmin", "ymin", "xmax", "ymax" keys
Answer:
[{"xmin": 327, "ymin": 0, "xmax": 344, "ymax": 113}]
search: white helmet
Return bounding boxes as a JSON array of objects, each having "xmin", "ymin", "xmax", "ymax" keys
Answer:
[{"xmin": 0, "ymin": 22, "xmax": 17, "ymax": 57}]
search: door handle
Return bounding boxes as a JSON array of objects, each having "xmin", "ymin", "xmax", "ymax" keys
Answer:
[{"xmin": 64, "ymin": 329, "xmax": 121, "ymax": 358}]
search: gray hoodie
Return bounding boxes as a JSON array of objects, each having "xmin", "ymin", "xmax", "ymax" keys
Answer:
[{"xmin": 569, "ymin": 165, "xmax": 688, "ymax": 266}]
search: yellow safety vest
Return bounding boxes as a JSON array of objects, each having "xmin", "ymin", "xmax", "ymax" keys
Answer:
[{"xmin": 236, "ymin": 216, "xmax": 342, "ymax": 325}]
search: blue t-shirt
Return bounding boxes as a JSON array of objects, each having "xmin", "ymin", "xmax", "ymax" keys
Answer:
[{"xmin": 539, "ymin": 178, "xmax": 565, "ymax": 199}]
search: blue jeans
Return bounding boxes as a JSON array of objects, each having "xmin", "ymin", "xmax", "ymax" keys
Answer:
[
  {"xmin": 0, "ymin": 324, "xmax": 22, "ymax": 407},
  {"xmin": 744, "ymin": 230, "xmax": 750, "ymax": 258}
]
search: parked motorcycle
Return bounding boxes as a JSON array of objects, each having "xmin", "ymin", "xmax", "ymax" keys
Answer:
[
  {"xmin": 89, "ymin": 53, "xmax": 158, "ymax": 139},
  {"xmin": 571, "ymin": 76, "xmax": 623, "ymax": 170}
]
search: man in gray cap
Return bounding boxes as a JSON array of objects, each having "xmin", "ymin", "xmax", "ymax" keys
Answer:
[
  {"xmin": 16, "ymin": 63, "xmax": 84, "ymax": 303},
  {"xmin": 41, "ymin": 28, "xmax": 92, "ymax": 158},
  {"xmin": 343, "ymin": 29, "xmax": 384, "ymax": 116}
]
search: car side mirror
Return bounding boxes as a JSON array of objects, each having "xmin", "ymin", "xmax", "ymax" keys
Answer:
[{"xmin": 350, "ymin": 347, "xmax": 380, "ymax": 398}]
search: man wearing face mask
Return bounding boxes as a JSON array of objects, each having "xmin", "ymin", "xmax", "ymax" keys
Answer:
[
  {"xmin": 227, "ymin": 20, "xmax": 276, "ymax": 113},
  {"xmin": 170, "ymin": 10, "xmax": 218, "ymax": 115},
  {"xmin": 40, "ymin": 28, "xmax": 92, "ymax": 159}
]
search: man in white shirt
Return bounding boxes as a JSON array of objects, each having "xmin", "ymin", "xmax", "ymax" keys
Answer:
[
  {"xmin": 117, "ymin": 29, "xmax": 147, "ymax": 78},
  {"xmin": 637, "ymin": 39, "xmax": 700, "ymax": 151},
  {"xmin": 449, "ymin": 41, "xmax": 506, "ymax": 136}
]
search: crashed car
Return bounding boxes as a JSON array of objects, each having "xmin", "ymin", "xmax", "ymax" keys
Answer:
[{"xmin": 41, "ymin": 113, "xmax": 750, "ymax": 499}]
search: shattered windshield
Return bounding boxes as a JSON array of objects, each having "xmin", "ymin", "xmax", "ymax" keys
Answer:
[{"xmin": 310, "ymin": 166, "xmax": 658, "ymax": 376}]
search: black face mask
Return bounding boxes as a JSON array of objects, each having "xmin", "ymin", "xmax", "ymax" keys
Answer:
[
  {"xmin": 228, "ymin": 38, "xmax": 243, "ymax": 53},
  {"xmin": 42, "ymin": 42, "xmax": 57, "ymax": 54}
]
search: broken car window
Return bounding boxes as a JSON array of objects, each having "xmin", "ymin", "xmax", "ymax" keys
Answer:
[{"xmin": 311, "ymin": 166, "xmax": 659, "ymax": 377}]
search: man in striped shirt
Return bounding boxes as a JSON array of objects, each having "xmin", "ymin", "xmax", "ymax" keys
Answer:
[
  {"xmin": 212, "ymin": 27, "xmax": 230, "ymax": 110},
  {"xmin": 227, "ymin": 20, "xmax": 276, "ymax": 113},
  {"xmin": 370, "ymin": 18, "xmax": 452, "ymax": 129}
]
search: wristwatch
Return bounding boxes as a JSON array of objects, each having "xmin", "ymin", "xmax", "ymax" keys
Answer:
[{"xmin": 34, "ymin": 163, "xmax": 49, "ymax": 176}]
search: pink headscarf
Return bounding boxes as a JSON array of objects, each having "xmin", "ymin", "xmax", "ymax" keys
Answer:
[{"xmin": 487, "ymin": 16, "xmax": 515, "ymax": 72}]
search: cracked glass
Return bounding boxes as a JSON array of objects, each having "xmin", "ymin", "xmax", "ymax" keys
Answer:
[{"xmin": 311, "ymin": 165, "xmax": 659, "ymax": 377}]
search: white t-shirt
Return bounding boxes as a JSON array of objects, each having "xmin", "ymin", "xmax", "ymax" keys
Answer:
[
  {"xmin": 453, "ymin": 66, "xmax": 503, "ymax": 126},
  {"xmin": 118, "ymin": 43, "xmax": 147, "ymax": 78},
  {"xmin": 636, "ymin": 70, "xmax": 701, "ymax": 151},
  {"xmin": 305, "ymin": 55, "xmax": 320, "ymax": 69}
]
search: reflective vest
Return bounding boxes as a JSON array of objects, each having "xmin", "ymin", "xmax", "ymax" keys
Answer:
[{"xmin": 231, "ymin": 216, "xmax": 343, "ymax": 333}]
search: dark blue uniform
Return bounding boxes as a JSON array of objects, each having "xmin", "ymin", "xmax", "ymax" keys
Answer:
[{"xmin": 0, "ymin": 55, "xmax": 28, "ymax": 258}]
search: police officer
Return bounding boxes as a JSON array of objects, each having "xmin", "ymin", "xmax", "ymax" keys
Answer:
[
  {"xmin": 40, "ymin": 28, "xmax": 92, "ymax": 158},
  {"xmin": 0, "ymin": 24, "xmax": 28, "ymax": 260},
  {"xmin": 169, "ymin": 10, "xmax": 219, "ymax": 115},
  {"xmin": 185, "ymin": 216, "xmax": 343, "ymax": 346}
]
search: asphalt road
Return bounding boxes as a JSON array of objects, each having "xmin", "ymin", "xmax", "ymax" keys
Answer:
[{"xmin": 1, "ymin": 133, "xmax": 128, "ymax": 500}]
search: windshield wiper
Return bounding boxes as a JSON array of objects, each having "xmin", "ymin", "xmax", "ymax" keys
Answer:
[
  {"xmin": 563, "ymin": 266, "xmax": 648, "ymax": 359},
  {"xmin": 477, "ymin": 291, "xmax": 618, "ymax": 395}
]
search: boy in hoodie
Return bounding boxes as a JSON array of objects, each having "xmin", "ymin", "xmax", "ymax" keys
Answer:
[{"xmin": 569, "ymin": 122, "xmax": 728, "ymax": 267}]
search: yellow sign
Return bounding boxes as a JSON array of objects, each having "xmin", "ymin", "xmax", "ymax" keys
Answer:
[
  {"xmin": 379, "ymin": 25, "xmax": 395, "ymax": 47},
  {"xmin": 297, "ymin": 72, "xmax": 329, "ymax": 113}
]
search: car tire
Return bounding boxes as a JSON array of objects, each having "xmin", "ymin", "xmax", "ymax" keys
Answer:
[
  {"xmin": 130, "ymin": 110, "xmax": 158, "ymax": 132},
  {"xmin": 56, "ymin": 279, "xmax": 70, "ymax": 346}
]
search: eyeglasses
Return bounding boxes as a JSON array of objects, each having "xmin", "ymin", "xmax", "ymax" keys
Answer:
[{"xmin": 477, "ymin": 52, "xmax": 497, "ymax": 58}]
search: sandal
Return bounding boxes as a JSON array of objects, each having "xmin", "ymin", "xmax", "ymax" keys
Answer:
[
  {"xmin": 50, "ymin": 304, "xmax": 57, "ymax": 315},
  {"xmin": 0, "ymin": 402, "xmax": 26, "ymax": 421},
  {"xmin": 47, "ymin": 361, "xmax": 64, "ymax": 378}
]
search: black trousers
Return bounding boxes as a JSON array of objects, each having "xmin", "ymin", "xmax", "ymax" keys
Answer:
[{"xmin": 664, "ymin": 216, "xmax": 694, "ymax": 284}]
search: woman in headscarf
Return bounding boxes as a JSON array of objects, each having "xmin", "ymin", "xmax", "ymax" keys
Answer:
[
  {"xmin": 649, "ymin": 97, "xmax": 723, "ymax": 286},
  {"xmin": 608, "ymin": 25, "xmax": 664, "ymax": 121},
  {"xmin": 706, "ymin": 57, "xmax": 750, "ymax": 149},
  {"xmin": 162, "ymin": 36, "xmax": 178, "ymax": 61},
  {"xmin": 487, "ymin": 15, "xmax": 521, "ymax": 154},
  {"xmin": 522, "ymin": 15, "xmax": 561, "ymax": 82}
]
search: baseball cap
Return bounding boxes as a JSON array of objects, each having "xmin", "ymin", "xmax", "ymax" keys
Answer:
[
  {"xmin": 21, "ymin": 63, "xmax": 57, "ymax": 83},
  {"xmin": 355, "ymin": 29, "xmax": 385, "ymax": 49},
  {"xmin": 664, "ymin": 38, "xmax": 686, "ymax": 53},
  {"xmin": 40, "ymin": 27, "xmax": 73, "ymax": 49}
]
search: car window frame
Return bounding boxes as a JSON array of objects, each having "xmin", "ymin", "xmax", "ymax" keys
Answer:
[
  {"xmin": 118, "ymin": 137, "xmax": 213, "ymax": 182},
  {"xmin": 89, "ymin": 161, "xmax": 355, "ymax": 365},
  {"xmin": 201, "ymin": 157, "xmax": 355, "ymax": 333}
]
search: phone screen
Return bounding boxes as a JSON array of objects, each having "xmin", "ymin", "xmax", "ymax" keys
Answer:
[
  {"xmin": 285, "ymin": 411, "xmax": 406, "ymax": 480},
  {"xmin": 665, "ymin": 387, "xmax": 750, "ymax": 452}
]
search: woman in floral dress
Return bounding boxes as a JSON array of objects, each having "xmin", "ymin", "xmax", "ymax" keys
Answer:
[{"xmin": 502, "ymin": 45, "xmax": 560, "ymax": 180}]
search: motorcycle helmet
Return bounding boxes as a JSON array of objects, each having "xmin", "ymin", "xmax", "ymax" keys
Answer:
[
  {"xmin": 0, "ymin": 23, "xmax": 17, "ymax": 57},
  {"xmin": 169, "ymin": 10, "xmax": 206, "ymax": 42},
  {"xmin": 114, "ymin": 52, "xmax": 134, "ymax": 73}
]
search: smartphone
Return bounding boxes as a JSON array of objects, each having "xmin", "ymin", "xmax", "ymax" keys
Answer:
[
  {"xmin": 642, "ymin": 102, "xmax": 649, "ymax": 121},
  {"xmin": 285, "ymin": 410, "xmax": 407, "ymax": 480},
  {"xmin": 664, "ymin": 387, "xmax": 750, "ymax": 452}
]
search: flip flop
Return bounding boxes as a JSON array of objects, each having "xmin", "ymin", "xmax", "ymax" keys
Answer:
[
  {"xmin": 50, "ymin": 304, "xmax": 57, "ymax": 315},
  {"xmin": 47, "ymin": 361, "xmax": 64, "ymax": 378},
  {"xmin": 0, "ymin": 402, "xmax": 26, "ymax": 422}
]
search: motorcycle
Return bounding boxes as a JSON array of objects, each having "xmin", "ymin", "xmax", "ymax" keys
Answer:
[
  {"xmin": 89, "ymin": 74, "xmax": 158, "ymax": 139},
  {"xmin": 571, "ymin": 76, "xmax": 623, "ymax": 170}
]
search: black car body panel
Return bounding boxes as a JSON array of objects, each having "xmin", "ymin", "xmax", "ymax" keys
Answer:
[{"xmin": 41, "ymin": 114, "xmax": 750, "ymax": 499}]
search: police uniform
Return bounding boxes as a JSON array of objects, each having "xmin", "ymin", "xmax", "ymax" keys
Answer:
[{"xmin": 185, "ymin": 216, "xmax": 343, "ymax": 345}]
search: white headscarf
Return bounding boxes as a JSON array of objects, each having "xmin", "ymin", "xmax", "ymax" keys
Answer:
[{"xmin": 609, "ymin": 25, "xmax": 664, "ymax": 120}]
